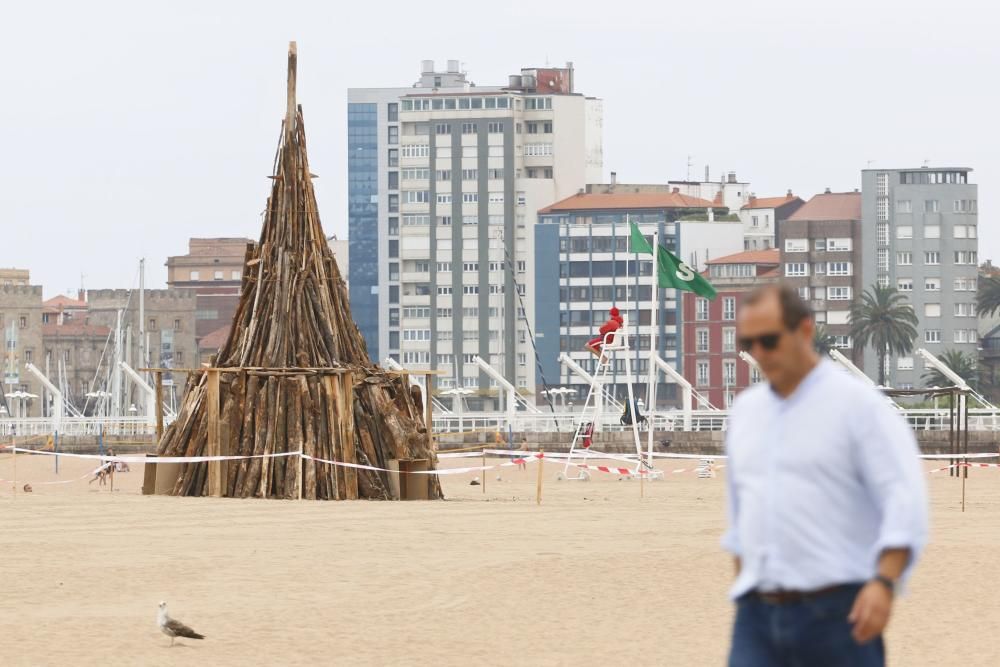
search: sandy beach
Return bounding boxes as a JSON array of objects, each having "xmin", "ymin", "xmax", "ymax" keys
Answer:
[{"xmin": 1, "ymin": 450, "xmax": 998, "ymax": 666}]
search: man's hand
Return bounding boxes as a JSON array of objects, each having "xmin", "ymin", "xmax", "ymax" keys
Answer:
[{"xmin": 848, "ymin": 580, "xmax": 893, "ymax": 643}]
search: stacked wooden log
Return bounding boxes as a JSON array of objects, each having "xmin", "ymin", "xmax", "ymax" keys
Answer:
[{"xmin": 157, "ymin": 43, "xmax": 441, "ymax": 499}]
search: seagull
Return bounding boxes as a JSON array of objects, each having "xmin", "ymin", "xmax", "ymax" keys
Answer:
[{"xmin": 157, "ymin": 601, "xmax": 205, "ymax": 646}]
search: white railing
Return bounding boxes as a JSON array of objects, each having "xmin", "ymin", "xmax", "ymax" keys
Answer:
[
  {"xmin": 3, "ymin": 408, "xmax": 997, "ymax": 439},
  {"xmin": 431, "ymin": 408, "xmax": 1000, "ymax": 434},
  {"xmin": 0, "ymin": 417, "xmax": 167, "ymax": 438}
]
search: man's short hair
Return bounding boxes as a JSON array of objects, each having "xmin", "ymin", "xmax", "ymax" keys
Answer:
[{"xmin": 742, "ymin": 284, "xmax": 814, "ymax": 330}]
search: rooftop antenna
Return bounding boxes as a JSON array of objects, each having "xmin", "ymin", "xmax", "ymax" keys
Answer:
[
  {"xmin": 923, "ymin": 159, "xmax": 930, "ymax": 167},
  {"xmin": 686, "ymin": 155, "xmax": 694, "ymax": 181},
  {"xmin": 867, "ymin": 160, "xmax": 876, "ymax": 168}
]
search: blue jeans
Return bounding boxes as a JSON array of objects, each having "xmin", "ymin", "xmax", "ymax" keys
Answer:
[{"xmin": 728, "ymin": 584, "xmax": 885, "ymax": 667}]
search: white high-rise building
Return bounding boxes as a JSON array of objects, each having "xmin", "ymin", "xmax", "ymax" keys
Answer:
[{"xmin": 366, "ymin": 61, "xmax": 603, "ymax": 409}]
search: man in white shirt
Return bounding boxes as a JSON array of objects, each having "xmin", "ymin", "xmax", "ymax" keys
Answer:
[{"xmin": 723, "ymin": 285, "xmax": 928, "ymax": 667}]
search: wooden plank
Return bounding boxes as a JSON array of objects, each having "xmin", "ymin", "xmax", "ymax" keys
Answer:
[{"xmin": 207, "ymin": 369, "xmax": 222, "ymax": 497}]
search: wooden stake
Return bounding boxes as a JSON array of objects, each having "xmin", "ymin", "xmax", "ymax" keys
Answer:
[
  {"xmin": 536, "ymin": 449, "xmax": 544, "ymax": 505},
  {"xmin": 207, "ymin": 369, "xmax": 222, "ymax": 497}
]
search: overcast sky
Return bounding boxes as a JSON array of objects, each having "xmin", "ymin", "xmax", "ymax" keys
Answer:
[{"xmin": 2, "ymin": 0, "xmax": 997, "ymax": 297}]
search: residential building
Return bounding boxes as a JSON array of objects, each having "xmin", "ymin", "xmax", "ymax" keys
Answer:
[
  {"xmin": 681, "ymin": 250, "xmax": 780, "ymax": 408},
  {"xmin": 166, "ymin": 238, "xmax": 250, "ymax": 338},
  {"xmin": 355, "ymin": 59, "xmax": 603, "ymax": 409},
  {"xmin": 42, "ymin": 293, "xmax": 89, "ymax": 325},
  {"xmin": 739, "ymin": 192, "xmax": 805, "ymax": 251},
  {"xmin": 587, "ymin": 169, "xmax": 751, "ymax": 213},
  {"xmin": 779, "ymin": 191, "xmax": 863, "ymax": 362},
  {"xmin": 85, "ymin": 289, "xmax": 198, "ymax": 407},
  {"xmin": 0, "ymin": 276, "xmax": 44, "ymax": 417},
  {"xmin": 534, "ymin": 189, "xmax": 743, "ymax": 407},
  {"xmin": 860, "ymin": 167, "xmax": 978, "ymax": 388}
]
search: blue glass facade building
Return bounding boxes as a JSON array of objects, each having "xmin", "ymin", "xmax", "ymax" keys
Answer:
[{"xmin": 347, "ymin": 103, "xmax": 379, "ymax": 360}]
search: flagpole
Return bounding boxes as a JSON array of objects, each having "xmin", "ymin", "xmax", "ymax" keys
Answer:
[{"xmin": 645, "ymin": 224, "xmax": 659, "ymax": 472}]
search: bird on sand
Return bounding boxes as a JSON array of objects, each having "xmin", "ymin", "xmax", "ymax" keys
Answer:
[{"xmin": 157, "ymin": 601, "xmax": 205, "ymax": 646}]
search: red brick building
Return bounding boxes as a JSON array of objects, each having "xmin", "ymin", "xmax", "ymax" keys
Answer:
[{"xmin": 681, "ymin": 249, "xmax": 780, "ymax": 408}]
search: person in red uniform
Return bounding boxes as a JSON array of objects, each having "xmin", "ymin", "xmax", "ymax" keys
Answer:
[{"xmin": 585, "ymin": 306, "xmax": 623, "ymax": 359}]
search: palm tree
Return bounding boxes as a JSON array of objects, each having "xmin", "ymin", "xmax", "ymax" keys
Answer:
[
  {"xmin": 813, "ymin": 324, "xmax": 836, "ymax": 356},
  {"xmin": 977, "ymin": 275, "xmax": 1000, "ymax": 317},
  {"xmin": 921, "ymin": 349, "xmax": 979, "ymax": 390},
  {"xmin": 849, "ymin": 285, "xmax": 919, "ymax": 386}
]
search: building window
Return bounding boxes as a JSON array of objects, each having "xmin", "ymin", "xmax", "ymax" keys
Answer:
[
  {"xmin": 388, "ymin": 149, "xmax": 399, "ymax": 167},
  {"xmin": 751, "ymin": 215, "xmax": 759, "ymax": 228},
  {"xmin": 462, "ymin": 193, "xmax": 478, "ymax": 203},
  {"xmin": 175, "ymin": 351, "xmax": 184, "ymax": 364},
  {"xmin": 696, "ymin": 360, "xmax": 709, "ymax": 387},
  {"xmin": 924, "ymin": 303, "xmax": 940, "ymax": 318},
  {"xmin": 173, "ymin": 319, "xmax": 181, "ymax": 331},
  {"xmin": 723, "ymin": 297, "xmax": 736, "ymax": 321},
  {"xmin": 723, "ymin": 360, "xmax": 736, "ymax": 386},
  {"xmin": 24, "ymin": 349, "xmax": 32, "ymax": 363},
  {"xmin": 897, "ymin": 200, "xmax": 912, "ymax": 213},
  {"xmin": 404, "ymin": 190, "xmax": 429, "ymax": 203},
  {"xmin": 784, "ymin": 239, "xmax": 808, "ymax": 252},
  {"xmin": 955, "ymin": 303, "xmax": 973, "ymax": 317},
  {"xmin": 784, "ymin": 263, "xmax": 808, "ymax": 277},
  {"xmin": 924, "ymin": 278, "xmax": 940, "ymax": 292},
  {"xmin": 876, "ymin": 173, "xmax": 889, "ymax": 195},
  {"xmin": 388, "ymin": 194, "xmax": 399, "ymax": 212},
  {"xmin": 189, "ymin": 270, "xmax": 200, "ymax": 280},
  {"xmin": 437, "ymin": 216, "xmax": 452, "ymax": 226},
  {"xmin": 828, "ymin": 286, "xmax": 852, "ymax": 300},
  {"xmin": 954, "ymin": 250, "xmax": 978, "ymax": 265},
  {"xmin": 751, "ymin": 367, "xmax": 762, "ymax": 384},
  {"xmin": 832, "ymin": 335, "xmax": 852, "ymax": 349},
  {"xmin": 896, "ymin": 252, "xmax": 912, "ymax": 265},
  {"xmin": 387, "ymin": 171, "xmax": 399, "ymax": 190},
  {"xmin": 231, "ymin": 270, "xmax": 241, "ymax": 280},
  {"xmin": 696, "ymin": 328, "xmax": 710, "ymax": 353},
  {"xmin": 924, "ymin": 200, "xmax": 939, "ymax": 213},
  {"xmin": 897, "ymin": 356, "xmax": 914, "ymax": 370},
  {"xmin": 827, "ymin": 262, "xmax": 852, "ymax": 276},
  {"xmin": 388, "ymin": 126, "xmax": 399, "ymax": 145},
  {"xmin": 462, "ymin": 169, "xmax": 478, "ymax": 180},
  {"xmin": 388, "ymin": 240, "xmax": 398, "ymax": 258},
  {"xmin": 148, "ymin": 318, "xmax": 157, "ymax": 330},
  {"xmin": 877, "ymin": 248, "xmax": 889, "ymax": 272},
  {"xmin": 798, "ymin": 286, "xmax": 810, "ymax": 300},
  {"xmin": 924, "ymin": 251, "xmax": 940, "ymax": 265},
  {"xmin": 896, "ymin": 226, "xmax": 913, "ymax": 239},
  {"xmin": 827, "ymin": 238, "xmax": 852, "ymax": 252},
  {"xmin": 924, "ymin": 225, "xmax": 941, "ymax": 239},
  {"xmin": 387, "ymin": 103, "xmax": 398, "ymax": 122},
  {"xmin": 436, "ymin": 194, "xmax": 452, "ymax": 204},
  {"xmin": 876, "ymin": 223, "xmax": 889, "ymax": 245},
  {"xmin": 695, "ymin": 298, "xmax": 709, "ymax": 321},
  {"xmin": 876, "ymin": 198, "xmax": 888, "ymax": 221},
  {"xmin": 925, "ymin": 329, "xmax": 941, "ymax": 344},
  {"xmin": 487, "ymin": 121, "xmax": 504, "ymax": 133},
  {"xmin": 722, "ymin": 327, "xmax": 736, "ymax": 353}
]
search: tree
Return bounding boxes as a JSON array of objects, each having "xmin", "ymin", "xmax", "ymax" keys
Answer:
[
  {"xmin": 977, "ymin": 274, "xmax": 1000, "ymax": 317},
  {"xmin": 849, "ymin": 285, "xmax": 919, "ymax": 386},
  {"xmin": 813, "ymin": 325, "xmax": 836, "ymax": 356},
  {"xmin": 921, "ymin": 349, "xmax": 979, "ymax": 390}
]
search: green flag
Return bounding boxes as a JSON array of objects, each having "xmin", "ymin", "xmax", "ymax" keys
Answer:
[
  {"xmin": 628, "ymin": 221, "xmax": 654, "ymax": 255},
  {"xmin": 656, "ymin": 245, "xmax": 718, "ymax": 299}
]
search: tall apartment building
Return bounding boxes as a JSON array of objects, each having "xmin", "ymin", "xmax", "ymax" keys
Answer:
[
  {"xmin": 860, "ymin": 167, "xmax": 978, "ymax": 388},
  {"xmin": 779, "ymin": 191, "xmax": 862, "ymax": 361},
  {"xmin": 351, "ymin": 60, "xmax": 603, "ymax": 409},
  {"xmin": 534, "ymin": 190, "xmax": 743, "ymax": 407},
  {"xmin": 681, "ymin": 249, "xmax": 780, "ymax": 408},
  {"xmin": 739, "ymin": 192, "xmax": 805, "ymax": 251}
]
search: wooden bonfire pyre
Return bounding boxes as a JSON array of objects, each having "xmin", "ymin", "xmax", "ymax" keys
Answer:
[{"xmin": 157, "ymin": 43, "xmax": 441, "ymax": 499}]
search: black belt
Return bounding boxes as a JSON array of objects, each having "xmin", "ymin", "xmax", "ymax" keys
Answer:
[{"xmin": 751, "ymin": 584, "xmax": 852, "ymax": 605}]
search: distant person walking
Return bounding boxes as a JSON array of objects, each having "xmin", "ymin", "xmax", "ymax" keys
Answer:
[{"xmin": 723, "ymin": 285, "xmax": 928, "ymax": 667}]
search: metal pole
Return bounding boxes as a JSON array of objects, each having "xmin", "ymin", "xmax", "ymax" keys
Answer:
[{"xmin": 55, "ymin": 430, "xmax": 59, "ymax": 475}]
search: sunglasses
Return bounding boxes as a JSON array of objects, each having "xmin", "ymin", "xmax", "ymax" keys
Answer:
[{"xmin": 738, "ymin": 331, "xmax": 783, "ymax": 352}]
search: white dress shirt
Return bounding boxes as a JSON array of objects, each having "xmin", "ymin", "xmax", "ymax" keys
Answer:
[{"xmin": 722, "ymin": 359, "xmax": 929, "ymax": 599}]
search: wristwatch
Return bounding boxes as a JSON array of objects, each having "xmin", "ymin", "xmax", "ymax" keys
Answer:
[{"xmin": 873, "ymin": 574, "xmax": 896, "ymax": 595}]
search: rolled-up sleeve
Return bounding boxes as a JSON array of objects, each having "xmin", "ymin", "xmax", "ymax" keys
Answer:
[
  {"xmin": 721, "ymin": 412, "xmax": 741, "ymax": 556},
  {"xmin": 853, "ymin": 396, "xmax": 929, "ymax": 583}
]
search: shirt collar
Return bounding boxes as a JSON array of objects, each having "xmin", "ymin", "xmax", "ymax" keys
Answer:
[{"xmin": 768, "ymin": 358, "xmax": 830, "ymax": 404}]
